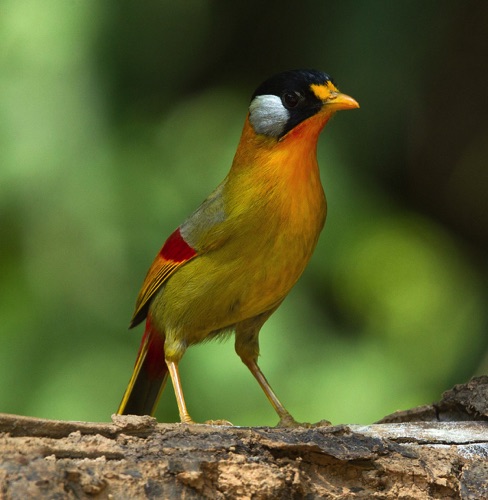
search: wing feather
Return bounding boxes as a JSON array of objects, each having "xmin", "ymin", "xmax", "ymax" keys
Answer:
[
  {"xmin": 130, "ymin": 228, "xmax": 197, "ymax": 327},
  {"xmin": 130, "ymin": 183, "xmax": 227, "ymax": 328}
]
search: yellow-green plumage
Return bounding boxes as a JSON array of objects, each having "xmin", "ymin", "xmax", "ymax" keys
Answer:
[{"xmin": 151, "ymin": 116, "xmax": 327, "ymax": 360}]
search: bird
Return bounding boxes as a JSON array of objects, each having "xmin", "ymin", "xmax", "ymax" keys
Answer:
[{"xmin": 117, "ymin": 69, "xmax": 359, "ymax": 426}]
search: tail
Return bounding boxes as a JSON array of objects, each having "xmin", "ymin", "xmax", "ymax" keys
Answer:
[{"xmin": 117, "ymin": 318, "xmax": 168, "ymax": 416}]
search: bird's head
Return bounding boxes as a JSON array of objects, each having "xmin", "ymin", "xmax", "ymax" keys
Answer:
[{"xmin": 248, "ymin": 69, "xmax": 359, "ymax": 141}]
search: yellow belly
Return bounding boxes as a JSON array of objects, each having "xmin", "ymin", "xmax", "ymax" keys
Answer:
[{"xmin": 150, "ymin": 179, "xmax": 326, "ymax": 356}]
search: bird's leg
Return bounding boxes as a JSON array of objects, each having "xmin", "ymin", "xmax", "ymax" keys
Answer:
[
  {"xmin": 242, "ymin": 357, "xmax": 299, "ymax": 427},
  {"xmin": 166, "ymin": 359, "xmax": 195, "ymax": 424},
  {"xmin": 235, "ymin": 314, "xmax": 299, "ymax": 427}
]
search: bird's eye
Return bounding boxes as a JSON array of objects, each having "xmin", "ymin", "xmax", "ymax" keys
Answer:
[{"xmin": 281, "ymin": 91, "xmax": 301, "ymax": 109}]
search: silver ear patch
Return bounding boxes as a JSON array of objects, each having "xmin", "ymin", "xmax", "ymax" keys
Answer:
[{"xmin": 249, "ymin": 94, "xmax": 290, "ymax": 138}]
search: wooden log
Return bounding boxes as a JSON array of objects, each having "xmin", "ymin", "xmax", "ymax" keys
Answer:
[{"xmin": 0, "ymin": 377, "xmax": 487, "ymax": 499}]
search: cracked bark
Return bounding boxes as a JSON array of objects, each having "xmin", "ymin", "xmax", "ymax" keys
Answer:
[{"xmin": 0, "ymin": 377, "xmax": 487, "ymax": 499}]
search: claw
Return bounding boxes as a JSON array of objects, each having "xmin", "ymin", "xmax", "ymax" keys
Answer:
[
  {"xmin": 276, "ymin": 416, "xmax": 332, "ymax": 428},
  {"xmin": 276, "ymin": 414, "xmax": 302, "ymax": 428},
  {"xmin": 204, "ymin": 419, "xmax": 233, "ymax": 426}
]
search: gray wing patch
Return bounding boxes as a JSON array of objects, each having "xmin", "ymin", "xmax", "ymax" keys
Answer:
[{"xmin": 179, "ymin": 180, "xmax": 227, "ymax": 249}]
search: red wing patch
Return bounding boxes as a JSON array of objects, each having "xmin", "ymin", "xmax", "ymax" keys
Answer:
[
  {"xmin": 160, "ymin": 228, "xmax": 197, "ymax": 262},
  {"xmin": 130, "ymin": 228, "xmax": 197, "ymax": 327}
]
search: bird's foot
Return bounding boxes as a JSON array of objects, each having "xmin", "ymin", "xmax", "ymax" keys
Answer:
[
  {"xmin": 298, "ymin": 419, "xmax": 332, "ymax": 428},
  {"xmin": 275, "ymin": 413, "xmax": 302, "ymax": 428},
  {"xmin": 204, "ymin": 419, "xmax": 233, "ymax": 426},
  {"xmin": 276, "ymin": 415, "xmax": 332, "ymax": 428},
  {"xmin": 179, "ymin": 417, "xmax": 233, "ymax": 426}
]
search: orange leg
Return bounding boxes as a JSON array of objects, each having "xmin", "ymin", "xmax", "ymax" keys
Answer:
[
  {"xmin": 235, "ymin": 310, "xmax": 299, "ymax": 427},
  {"xmin": 166, "ymin": 360, "xmax": 195, "ymax": 424},
  {"xmin": 242, "ymin": 358, "xmax": 299, "ymax": 427}
]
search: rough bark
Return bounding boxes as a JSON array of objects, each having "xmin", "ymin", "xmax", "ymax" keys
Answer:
[{"xmin": 1, "ymin": 377, "xmax": 487, "ymax": 499}]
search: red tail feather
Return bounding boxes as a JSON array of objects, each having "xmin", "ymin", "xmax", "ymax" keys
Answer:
[{"xmin": 117, "ymin": 318, "xmax": 168, "ymax": 416}]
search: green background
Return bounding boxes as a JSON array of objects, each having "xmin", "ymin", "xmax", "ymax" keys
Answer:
[{"xmin": 1, "ymin": 0, "xmax": 487, "ymax": 426}]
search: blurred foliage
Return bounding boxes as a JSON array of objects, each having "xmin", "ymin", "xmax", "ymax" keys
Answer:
[{"xmin": 0, "ymin": 0, "xmax": 487, "ymax": 426}]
